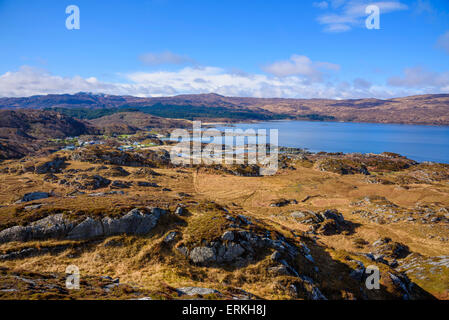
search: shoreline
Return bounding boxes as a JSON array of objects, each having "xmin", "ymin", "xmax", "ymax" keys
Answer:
[{"xmin": 212, "ymin": 118, "xmax": 449, "ymax": 128}]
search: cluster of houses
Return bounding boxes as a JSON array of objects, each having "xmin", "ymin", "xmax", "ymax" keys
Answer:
[
  {"xmin": 56, "ymin": 132, "xmax": 164, "ymax": 152},
  {"xmin": 59, "ymin": 137, "xmax": 104, "ymax": 151}
]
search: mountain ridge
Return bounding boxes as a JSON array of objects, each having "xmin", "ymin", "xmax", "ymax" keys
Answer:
[{"xmin": 0, "ymin": 92, "xmax": 449, "ymax": 125}]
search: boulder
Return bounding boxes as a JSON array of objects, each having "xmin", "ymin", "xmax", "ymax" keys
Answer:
[
  {"xmin": 29, "ymin": 214, "xmax": 74, "ymax": 240},
  {"xmin": 16, "ymin": 192, "xmax": 51, "ymax": 203},
  {"xmin": 0, "ymin": 207, "xmax": 167, "ymax": 243},
  {"xmin": 220, "ymin": 243, "xmax": 245, "ymax": 262},
  {"xmin": 66, "ymin": 217, "xmax": 103, "ymax": 240},
  {"xmin": 0, "ymin": 214, "xmax": 73, "ymax": 243},
  {"xmin": 101, "ymin": 208, "xmax": 166, "ymax": 237},
  {"xmin": 189, "ymin": 247, "xmax": 216, "ymax": 264},
  {"xmin": 177, "ymin": 287, "xmax": 220, "ymax": 296}
]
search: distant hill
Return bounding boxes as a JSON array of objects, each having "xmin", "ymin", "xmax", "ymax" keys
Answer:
[
  {"xmin": 0, "ymin": 109, "xmax": 97, "ymax": 139},
  {"xmin": 0, "ymin": 109, "xmax": 97, "ymax": 159},
  {"xmin": 1, "ymin": 92, "xmax": 449, "ymax": 125},
  {"xmin": 88, "ymin": 112, "xmax": 191, "ymax": 135}
]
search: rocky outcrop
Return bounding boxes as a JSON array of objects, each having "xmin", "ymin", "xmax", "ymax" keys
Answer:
[
  {"xmin": 189, "ymin": 247, "xmax": 216, "ymax": 264},
  {"xmin": 0, "ymin": 208, "xmax": 167, "ymax": 243},
  {"xmin": 0, "ymin": 214, "xmax": 73, "ymax": 243},
  {"xmin": 67, "ymin": 208, "xmax": 167, "ymax": 240},
  {"xmin": 100, "ymin": 166, "xmax": 130, "ymax": 177},
  {"xmin": 270, "ymin": 198, "xmax": 298, "ymax": 207},
  {"xmin": 291, "ymin": 209, "xmax": 350, "ymax": 235},
  {"xmin": 316, "ymin": 158, "xmax": 370, "ymax": 175},
  {"xmin": 15, "ymin": 192, "xmax": 51, "ymax": 203},
  {"xmin": 110, "ymin": 180, "xmax": 132, "ymax": 189},
  {"xmin": 71, "ymin": 174, "xmax": 111, "ymax": 190},
  {"xmin": 186, "ymin": 227, "xmax": 299, "ymax": 268},
  {"xmin": 71, "ymin": 146, "xmax": 170, "ymax": 168},
  {"xmin": 35, "ymin": 157, "xmax": 66, "ymax": 174}
]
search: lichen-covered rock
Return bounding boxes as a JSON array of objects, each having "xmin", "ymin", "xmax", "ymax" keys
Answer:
[
  {"xmin": 0, "ymin": 214, "xmax": 73, "ymax": 243},
  {"xmin": 0, "ymin": 226, "xmax": 31, "ymax": 243},
  {"xmin": 176, "ymin": 287, "xmax": 221, "ymax": 296},
  {"xmin": 29, "ymin": 214, "xmax": 74, "ymax": 240},
  {"xmin": 66, "ymin": 217, "xmax": 103, "ymax": 240},
  {"xmin": 0, "ymin": 208, "xmax": 167, "ymax": 243},
  {"xmin": 189, "ymin": 247, "xmax": 216, "ymax": 264}
]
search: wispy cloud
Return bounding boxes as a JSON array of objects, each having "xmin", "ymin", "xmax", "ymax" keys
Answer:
[
  {"xmin": 387, "ymin": 66, "xmax": 449, "ymax": 90},
  {"xmin": 437, "ymin": 31, "xmax": 449, "ymax": 55},
  {"xmin": 313, "ymin": 1, "xmax": 329, "ymax": 9},
  {"xmin": 316, "ymin": 0, "xmax": 408, "ymax": 32},
  {"xmin": 139, "ymin": 51, "xmax": 195, "ymax": 66},
  {"xmin": 262, "ymin": 55, "xmax": 340, "ymax": 82},
  {"xmin": 0, "ymin": 64, "xmax": 447, "ymax": 100}
]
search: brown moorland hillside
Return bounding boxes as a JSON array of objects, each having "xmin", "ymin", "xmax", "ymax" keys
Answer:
[
  {"xmin": 88, "ymin": 112, "xmax": 191, "ymax": 135},
  {"xmin": 0, "ymin": 109, "xmax": 98, "ymax": 160},
  {"xmin": 1, "ymin": 93, "xmax": 449, "ymax": 125},
  {"xmin": 0, "ymin": 145, "xmax": 447, "ymax": 300}
]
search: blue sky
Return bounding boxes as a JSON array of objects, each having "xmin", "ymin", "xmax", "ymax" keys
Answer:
[{"xmin": 0, "ymin": 0, "xmax": 448, "ymax": 98}]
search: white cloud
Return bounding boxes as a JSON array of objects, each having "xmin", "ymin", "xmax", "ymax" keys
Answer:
[
  {"xmin": 437, "ymin": 31, "xmax": 449, "ymax": 54},
  {"xmin": 139, "ymin": 51, "xmax": 194, "ymax": 66},
  {"xmin": 317, "ymin": 0, "xmax": 408, "ymax": 32},
  {"xmin": 353, "ymin": 77, "xmax": 372, "ymax": 89},
  {"xmin": 313, "ymin": 1, "xmax": 329, "ymax": 9},
  {"xmin": 0, "ymin": 65, "xmax": 447, "ymax": 100},
  {"xmin": 387, "ymin": 66, "xmax": 449, "ymax": 89},
  {"xmin": 262, "ymin": 55, "xmax": 340, "ymax": 82}
]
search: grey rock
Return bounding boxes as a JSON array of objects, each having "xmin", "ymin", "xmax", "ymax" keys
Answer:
[
  {"xmin": 24, "ymin": 204, "xmax": 43, "ymax": 210},
  {"xmin": 177, "ymin": 287, "xmax": 220, "ymax": 296},
  {"xmin": 35, "ymin": 157, "xmax": 66, "ymax": 174},
  {"xmin": 290, "ymin": 211, "xmax": 308, "ymax": 219},
  {"xmin": 137, "ymin": 181, "xmax": 159, "ymax": 187},
  {"xmin": 67, "ymin": 217, "xmax": 103, "ymax": 240},
  {"xmin": 164, "ymin": 231, "xmax": 178, "ymax": 243},
  {"xmin": 0, "ymin": 226, "xmax": 31, "ymax": 243},
  {"xmin": 221, "ymin": 231, "xmax": 234, "ymax": 241},
  {"xmin": 222, "ymin": 243, "xmax": 245, "ymax": 262},
  {"xmin": 320, "ymin": 209, "xmax": 345, "ymax": 224},
  {"xmin": 102, "ymin": 208, "xmax": 166, "ymax": 237},
  {"xmin": 189, "ymin": 247, "xmax": 216, "ymax": 264},
  {"xmin": 175, "ymin": 206, "xmax": 185, "ymax": 216},
  {"xmin": 0, "ymin": 214, "xmax": 73, "ymax": 243},
  {"xmin": 16, "ymin": 192, "xmax": 50, "ymax": 203},
  {"xmin": 30, "ymin": 214, "xmax": 74, "ymax": 240},
  {"xmin": 268, "ymin": 265, "xmax": 291, "ymax": 276}
]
